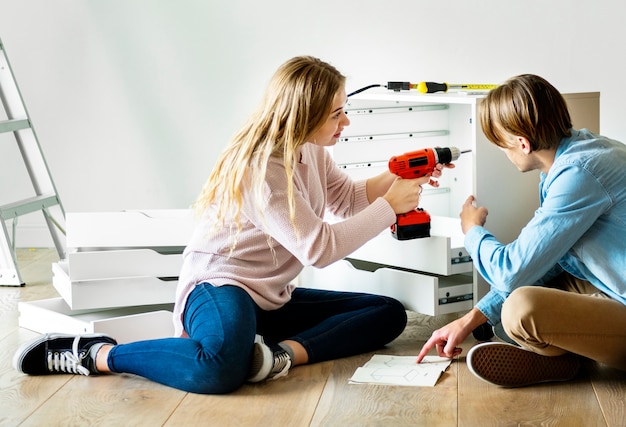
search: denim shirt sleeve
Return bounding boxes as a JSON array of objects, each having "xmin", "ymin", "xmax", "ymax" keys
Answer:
[
  {"xmin": 474, "ymin": 265, "xmax": 564, "ymax": 325},
  {"xmin": 474, "ymin": 288, "xmax": 507, "ymax": 325},
  {"xmin": 465, "ymin": 156, "xmax": 611, "ymax": 323}
]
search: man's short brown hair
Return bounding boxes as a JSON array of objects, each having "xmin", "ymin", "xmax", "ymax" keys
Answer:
[{"xmin": 480, "ymin": 74, "xmax": 572, "ymax": 151}]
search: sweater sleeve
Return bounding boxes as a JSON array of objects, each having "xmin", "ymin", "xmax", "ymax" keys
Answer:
[
  {"xmin": 323, "ymin": 150, "xmax": 372, "ymax": 219},
  {"xmin": 258, "ymin": 187, "xmax": 394, "ymax": 268},
  {"xmin": 246, "ymin": 145, "xmax": 396, "ymax": 268}
]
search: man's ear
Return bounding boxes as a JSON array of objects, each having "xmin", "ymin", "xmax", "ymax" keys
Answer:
[{"xmin": 517, "ymin": 136, "xmax": 532, "ymax": 154}]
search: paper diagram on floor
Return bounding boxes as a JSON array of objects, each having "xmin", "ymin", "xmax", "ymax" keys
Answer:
[{"xmin": 349, "ymin": 355, "xmax": 453, "ymax": 387}]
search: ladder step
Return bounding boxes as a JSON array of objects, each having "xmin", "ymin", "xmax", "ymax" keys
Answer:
[
  {"xmin": 0, "ymin": 118, "xmax": 30, "ymax": 134},
  {"xmin": 0, "ymin": 194, "xmax": 61, "ymax": 220}
]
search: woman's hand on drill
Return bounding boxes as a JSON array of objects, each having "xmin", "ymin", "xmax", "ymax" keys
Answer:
[
  {"xmin": 383, "ymin": 176, "xmax": 428, "ymax": 214},
  {"xmin": 382, "ymin": 163, "xmax": 452, "ymax": 214}
]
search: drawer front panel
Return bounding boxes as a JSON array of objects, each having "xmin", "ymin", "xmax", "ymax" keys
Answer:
[
  {"xmin": 299, "ymin": 259, "xmax": 473, "ymax": 316},
  {"xmin": 53, "ymin": 262, "xmax": 177, "ymax": 310},
  {"xmin": 67, "ymin": 249, "xmax": 182, "ymax": 280},
  {"xmin": 18, "ymin": 298, "xmax": 174, "ymax": 344}
]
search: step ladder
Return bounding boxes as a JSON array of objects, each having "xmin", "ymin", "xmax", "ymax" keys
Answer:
[{"xmin": 0, "ymin": 38, "xmax": 66, "ymax": 286}]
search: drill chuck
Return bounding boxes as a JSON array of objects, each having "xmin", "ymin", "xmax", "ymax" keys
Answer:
[{"xmin": 433, "ymin": 146, "xmax": 460, "ymax": 164}]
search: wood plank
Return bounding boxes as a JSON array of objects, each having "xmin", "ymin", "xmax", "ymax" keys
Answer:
[
  {"xmin": 0, "ymin": 250, "xmax": 65, "ymax": 425},
  {"xmin": 310, "ymin": 352, "xmax": 458, "ymax": 427},
  {"xmin": 15, "ymin": 247, "xmax": 60, "ymax": 287},
  {"xmin": 587, "ymin": 360, "xmax": 626, "ymax": 427},
  {"xmin": 0, "ymin": 287, "xmax": 22, "ymax": 340},
  {"xmin": 458, "ymin": 346, "xmax": 607, "ymax": 427},
  {"xmin": 0, "ymin": 329, "xmax": 73, "ymax": 426},
  {"xmin": 309, "ymin": 311, "xmax": 462, "ymax": 427},
  {"xmin": 18, "ymin": 374, "xmax": 186, "ymax": 427},
  {"xmin": 164, "ymin": 361, "xmax": 333, "ymax": 427},
  {"xmin": 0, "ymin": 248, "xmax": 60, "ymax": 341}
]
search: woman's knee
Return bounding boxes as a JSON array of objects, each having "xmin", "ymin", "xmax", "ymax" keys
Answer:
[
  {"xmin": 181, "ymin": 342, "xmax": 251, "ymax": 394},
  {"xmin": 380, "ymin": 296, "xmax": 408, "ymax": 341},
  {"xmin": 184, "ymin": 366, "xmax": 246, "ymax": 394}
]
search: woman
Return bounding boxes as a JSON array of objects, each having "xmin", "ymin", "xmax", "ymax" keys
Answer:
[{"xmin": 14, "ymin": 56, "xmax": 445, "ymax": 394}]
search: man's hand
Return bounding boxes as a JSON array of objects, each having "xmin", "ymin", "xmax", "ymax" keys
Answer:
[
  {"xmin": 416, "ymin": 308, "xmax": 488, "ymax": 363},
  {"xmin": 416, "ymin": 319, "xmax": 466, "ymax": 363},
  {"xmin": 460, "ymin": 195, "xmax": 489, "ymax": 234}
]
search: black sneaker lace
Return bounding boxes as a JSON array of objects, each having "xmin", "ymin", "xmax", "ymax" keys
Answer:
[{"xmin": 47, "ymin": 336, "xmax": 91, "ymax": 376}]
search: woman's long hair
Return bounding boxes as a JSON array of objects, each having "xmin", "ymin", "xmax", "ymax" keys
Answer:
[{"xmin": 193, "ymin": 56, "xmax": 346, "ymax": 252}]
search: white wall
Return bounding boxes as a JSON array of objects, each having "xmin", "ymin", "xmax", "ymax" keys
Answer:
[{"xmin": 1, "ymin": 0, "xmax": 625, "ymax": 247}]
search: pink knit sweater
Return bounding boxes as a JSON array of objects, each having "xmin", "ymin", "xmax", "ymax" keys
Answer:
[{"xmin": 173, "ymin": 142, "xmax": 396, "ymax": 337}]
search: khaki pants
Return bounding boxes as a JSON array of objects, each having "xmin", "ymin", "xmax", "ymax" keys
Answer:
[{"xmin": 502, "ymin": 272, "xmax": 626, "ymax": 371}]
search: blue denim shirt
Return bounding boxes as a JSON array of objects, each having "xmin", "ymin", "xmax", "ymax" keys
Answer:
[{"xmin": 466, "ymin": 129, "xmax": 626, "ymax": 325}]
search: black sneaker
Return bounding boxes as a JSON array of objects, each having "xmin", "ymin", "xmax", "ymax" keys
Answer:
[
  {"xmin": 13, "ymin": 333, "xmax": 118, "ymax": 376},
  {"xmin": 247, "ymin": 335, "xmax": 291, "ymax": 383},
  {"xmin": 467, "ymin": 342, "xmax": 580, "ymax": 387}
]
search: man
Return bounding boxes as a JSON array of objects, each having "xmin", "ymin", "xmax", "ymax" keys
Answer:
[{"xmin": 416, "ymin": 74, "xmax": 626, "ymax": 387}]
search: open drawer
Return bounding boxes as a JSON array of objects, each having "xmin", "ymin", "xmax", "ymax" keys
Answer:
[
  {"xmin": 298, "ymin": 258, "xmax": 473, "ymax": 316},
  {"xmin": 18, "ymin": 298, "xmax": 174, "ymax": 344},
  {"xmin": 53, "ymin": 261, "xmax": 177, "ymax": 310},
  {"xmin": 347, "ymin": 216, "xmax": 472, "ymax": 276}
]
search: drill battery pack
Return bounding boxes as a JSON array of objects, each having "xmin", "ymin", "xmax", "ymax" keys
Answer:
[{"xmin": 390, "ymin": 209, "xmax": 431, "ymax": 240}]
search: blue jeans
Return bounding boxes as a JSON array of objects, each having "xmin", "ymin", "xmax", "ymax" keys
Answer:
[{"xmin": 107, "ymin": 283, "xmax": 407, "ymax": 394}]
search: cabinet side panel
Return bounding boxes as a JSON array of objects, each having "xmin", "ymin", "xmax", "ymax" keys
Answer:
[{"xmin": 473, "ymin": 102, "xmax": 540, "ymax": 300}]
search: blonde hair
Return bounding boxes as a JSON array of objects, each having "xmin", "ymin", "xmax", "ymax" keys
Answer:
[
  {"xmin": 480, "ymin": 74, "xmax": 572, "ymax": 151},
  {"xmin": 193, "ymin": 56, "xmax": 346, "ymax": 251}
]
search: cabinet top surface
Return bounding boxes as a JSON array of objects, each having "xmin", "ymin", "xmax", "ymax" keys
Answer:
[
  {"xmin": 348, "ymin": 89, "xmax": 600, "ymax": 106},
  {"xmin": 349, "ymin": 89, "xmax": 486, "ymax": 105}
]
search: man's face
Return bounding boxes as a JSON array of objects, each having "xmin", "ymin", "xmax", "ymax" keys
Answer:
[{"xmin": 499, "ymin": 134, "xmax": 535, "ymax": 173}]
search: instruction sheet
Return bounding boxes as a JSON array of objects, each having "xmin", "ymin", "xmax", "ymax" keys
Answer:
[{"xmin": 349, "ymin": 355, "xmax": 453, "ymax": 387}]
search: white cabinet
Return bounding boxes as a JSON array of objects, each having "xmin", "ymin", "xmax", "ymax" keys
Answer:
[{"xmin": 299, "ymin": 90, "xmax": 599, "ymax": 315}]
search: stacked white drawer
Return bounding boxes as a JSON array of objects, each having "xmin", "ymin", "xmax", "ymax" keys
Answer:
[{"xmin": 18, "ymin": 210, "xmax": 194, "ymax": 343}]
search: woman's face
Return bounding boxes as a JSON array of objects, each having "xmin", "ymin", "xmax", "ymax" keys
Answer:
[{"xmin": 309, "ymin": 89, "xmax": 350, "ymax": 147}]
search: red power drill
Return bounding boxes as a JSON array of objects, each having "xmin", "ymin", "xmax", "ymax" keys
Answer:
[{"xmin": 388, "ymin": 147, "xmax": 461, "ymax": 240}]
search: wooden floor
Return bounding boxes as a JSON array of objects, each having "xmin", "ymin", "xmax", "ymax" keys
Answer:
[{"xmin": 1, "ymin": 249, "xmax": 625, "ymax": 427}]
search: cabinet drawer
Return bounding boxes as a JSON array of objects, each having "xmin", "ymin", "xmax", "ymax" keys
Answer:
[
  {"xmin": 66, "ymin": 209, "xmax": 194, "ymax": 250},
  {"xmin": 348, "ymin": 216, "xmax": 472, "ymax": 276},
  {"xmin": 53, "ymin": 261, "xmax": 177, "ymax": 310},
  {"xmin": 18, "ymin": 298, "xmax": 174, "ymax": 344},
  {"xmin": 67, "ymin": 249, "xmax": 183, "ymax": 280},
  {"xmin": 298, "ymin": 259, "xmax": 473, "ymax": 316}
]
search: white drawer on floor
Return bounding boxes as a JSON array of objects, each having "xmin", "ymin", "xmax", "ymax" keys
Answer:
[
  {"xmin": 66, "ymin": 209, "xmax": 194, "ymax": 250},
  {"xmin": 347, "ymin": 215, "xmax": 472, "ymax": 276},
  {"xmin": 18, "ymin": 298, "xmax": 174, "ymax": 344},
  {"xmin": 53, "ymin": 261, "xmax": 177, "ymax": 310},
  {"xmin": 298, "ymin": 259, "xmax": 473, "ymax": 316},
  {"xmin": 67, "ymin": 249, "xmax": 183, "ymax": 281}
]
